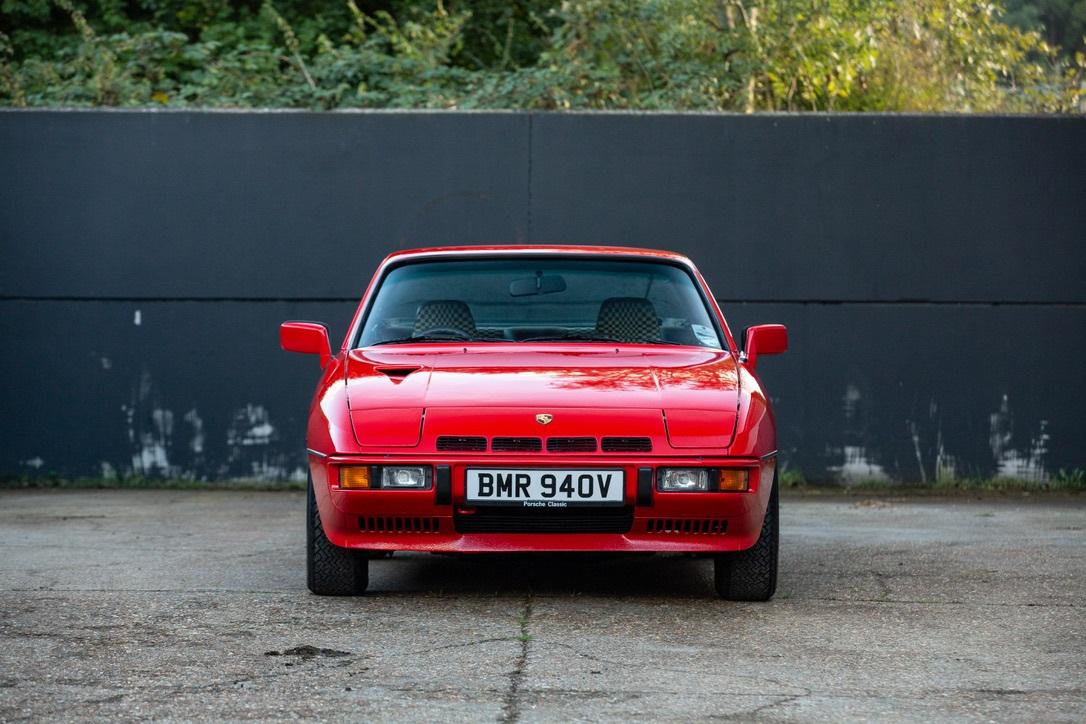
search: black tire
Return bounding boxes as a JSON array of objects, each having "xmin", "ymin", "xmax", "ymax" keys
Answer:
[
  {"xmin": 713, "ymin": 469, "xmax": 778, "ymax": 601},
  {"xmin": 307, "ymin": 476, "xmax": 369, "ymax": 596}
]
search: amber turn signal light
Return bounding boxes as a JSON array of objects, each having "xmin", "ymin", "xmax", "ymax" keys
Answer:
[
  {"xmin": 717, "ymin": 469, "xmax": 750, "ymax": 491},
  {"xmin": 339, "ymin": 466, "xmax": 372, "ymax": 489}
]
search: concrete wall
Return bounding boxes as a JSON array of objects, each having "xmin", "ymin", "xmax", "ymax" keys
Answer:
[{"xmin": 2, "ymin": 110, "xmax": 1083, "ymax": 483}]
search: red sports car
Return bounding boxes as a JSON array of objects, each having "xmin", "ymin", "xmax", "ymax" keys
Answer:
[{"xmin": 280, "ymin": 246, "xmax": 787, "ymax": 599}]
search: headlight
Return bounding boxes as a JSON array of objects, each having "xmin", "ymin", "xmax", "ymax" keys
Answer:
[
  {"xmin": 338, "ymin": 465, "xmax": 432, "ymax": 489},
  {"xmin": 379, "ymin": 466, "xmax": 430, "ymax": 489},
  {"xmin": 657, "ymin": 468, "xmax": 710, "ymax": 492},
  {"xmin": 656, "ymin": 468, "xmax": 750, "ymax": 492}
]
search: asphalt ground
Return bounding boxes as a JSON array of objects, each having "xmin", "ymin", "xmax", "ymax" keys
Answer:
[{"xmin": 0, "ymin": 490, "xmax": 1083, "ymax": 722}]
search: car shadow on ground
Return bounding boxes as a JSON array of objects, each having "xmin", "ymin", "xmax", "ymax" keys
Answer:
[{"xmin": 366, "ymin": 552, "xmax": 719, "ymax": 597}]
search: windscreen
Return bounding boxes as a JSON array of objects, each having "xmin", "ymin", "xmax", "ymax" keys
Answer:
[{"xmin": 355, "ymin": 258, "xmax": 724, "ymax": 349}]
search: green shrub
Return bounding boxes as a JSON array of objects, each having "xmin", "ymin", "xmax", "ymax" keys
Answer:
[{"xmin": 1, "ymin": 1, "xmax": 1082, "ymax": 111}]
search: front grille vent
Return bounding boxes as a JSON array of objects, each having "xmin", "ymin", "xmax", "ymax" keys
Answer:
[
  {"xmin": 546, "ymin": 437, "xmax": 597, "ymax": 453},
  {"xmin": 601, "ymin": 436, "xmax": 652, "ymax": 452},
  {"xmin": 491, "ymin": 437, "xmax": 543, "ymax": 452},
  {"xmin": 646, "ymin": 519, "xmax": 728, "ymax": 535},
  {"xmin": 434, "ymin": 435, "xmax": 649, "ymax": 453},
  {"xmin": 359, "ymin": 516, "xmax": 441, "ymax": 533},
  {"xmin": 455, "ymin": 506, "xmax": 632, "ymax": 533},
  {"xmin": 436, "ymin": 435, "xmax": 487, "ymax": 452}
]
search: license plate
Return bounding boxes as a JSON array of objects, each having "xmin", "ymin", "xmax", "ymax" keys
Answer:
[{"xmin": 465, "ymin": 468, "xmax": 625, "ymax": 507}]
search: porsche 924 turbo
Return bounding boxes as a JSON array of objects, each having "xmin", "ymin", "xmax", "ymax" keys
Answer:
[{"xmin": 280, "ymin": 246, "xmax": 787, "ymax": 599}]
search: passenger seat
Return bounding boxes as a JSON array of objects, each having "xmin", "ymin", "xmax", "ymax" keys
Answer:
[
  {"xmin": 595, "ymin": 297, "xmax": 662, "ymax": 343},
  {"xmin": 413, "ymin": 300, "xmax": 478, "ymax": 337}
]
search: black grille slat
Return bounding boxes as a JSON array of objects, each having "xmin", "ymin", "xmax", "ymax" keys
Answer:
[
  {"xmin": 455, "ymin": 506, "xmax": 632, "ymax": 533},
  {"xmin": 646, "ymin": 519, "xmax": 727, "ymax": 535},
  {"xmin": 601, "ymin": 437, "xmax": 652, "ymax": 452},
  {"xmin": 359, "ymin": 517, "xmax": 441, "ymax": 533},
  {"xmin": 436, "ymin": 436, "xmax": 487, "ymax": 452},
  {"xmin": 546, "ymin": 437, "xmax": 597, "ymax": 453},
  {"xmin": 435, "ymin": 435, "xmax": 649, "ymax": 453},
  {"xmin": 491, "ymin": 437, "xmax": 543, "ymax": 452}
]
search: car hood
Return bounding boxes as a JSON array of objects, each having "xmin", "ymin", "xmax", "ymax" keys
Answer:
[{"xmin": 344, "ymin": 345, "xmax": 740, "ymax": 449}]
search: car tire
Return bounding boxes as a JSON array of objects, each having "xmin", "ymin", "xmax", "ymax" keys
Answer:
[
  {"xmin": 307, "ymin": 475, "xmax": 369, "ymax": 596},
  {"xmin": 713, "ymin": 469, "xmax": 778, "ymax": 601}
]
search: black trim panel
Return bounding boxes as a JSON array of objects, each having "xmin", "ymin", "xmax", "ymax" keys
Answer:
[
  {"xmin": 637, "ymin": 467, "xmax": 654, "ymax": 507},
  {"xmin": 435, "ymin": 465, "xmax": 452, "ymax": 504}
]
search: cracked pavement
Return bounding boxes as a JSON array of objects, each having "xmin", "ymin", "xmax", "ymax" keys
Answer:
[{"xmin": 0, "ymin": 490, "xmax": 1083, "ymax": 722}]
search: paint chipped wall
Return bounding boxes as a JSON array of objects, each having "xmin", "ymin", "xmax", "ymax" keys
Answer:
[
  {"xmin": 0, "ymin": 300, "xmax": 342, "ymax": 483},
  {"xmin": 724, "ymin": 303, "xmax": 1085, "ymax": 485},
  {"xmin": 1, "ymin": 111, "xmax": 1083, "ymax": 484},
  {"xmin": 1, "ymin": 301, "xmax": 1080, "ymax": 486}
]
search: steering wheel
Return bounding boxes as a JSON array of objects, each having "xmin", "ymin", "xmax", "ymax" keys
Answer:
[{"xmin": 414, "ymin": 327, "xmax": 472, "ymax": 339}]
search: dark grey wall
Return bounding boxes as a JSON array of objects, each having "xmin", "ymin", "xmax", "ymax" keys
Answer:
[{"xmin": 2, "ymin": 110, "xmax": 1083, "ymax": 483}]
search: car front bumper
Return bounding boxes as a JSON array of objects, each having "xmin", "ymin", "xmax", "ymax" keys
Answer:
[{"xmin": 309, "ymin": 453, "xmax": 776, "ymax": 554}]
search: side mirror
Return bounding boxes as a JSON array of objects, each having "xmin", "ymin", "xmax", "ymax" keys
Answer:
[
  {"xmin": 280, "ymin": 321, "xmax": 332, "ymax": 368},
  {"xmin": 742, "ymin": 324, "xmax": 787, "ymax": 369}
]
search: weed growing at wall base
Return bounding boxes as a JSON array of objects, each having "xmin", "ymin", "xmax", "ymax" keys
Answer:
[
  {"xmin": 932, "ymin": 469, "xmax": 1086, "ymax": 492},
  {"xmin": 0, "ymin": 475, "xmax": 306, "ymax": 491}
]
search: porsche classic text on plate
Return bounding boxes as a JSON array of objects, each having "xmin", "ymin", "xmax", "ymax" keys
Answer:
[
  {"xmin": 465, "ymin": 468, "xmax": 625, "ymax": 506},
  {"xmin": 280, "ymin": 245, "xmax": 788, "ymax": 600}
]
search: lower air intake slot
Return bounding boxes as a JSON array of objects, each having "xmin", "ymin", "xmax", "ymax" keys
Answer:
[
  {"xmin": 455, "ymin": 506, "xmax": 633, "ymax": 533},
  {"xmin": 646, "ymin": 519, "xmax": 728, "ymax": 535},
  {"xmin": 359, "ymin": 517, "xmax": 441, "ymax": 533}
]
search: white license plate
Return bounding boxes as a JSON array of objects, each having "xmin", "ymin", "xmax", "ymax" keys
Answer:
[{"xmin": 465, "ymin": 468, "xmax": 625, "ymax": 507}]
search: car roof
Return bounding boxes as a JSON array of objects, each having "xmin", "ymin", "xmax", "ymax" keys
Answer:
[{"xmin": 381, "ymin": 245, "xmax": 695, "ymax": 266}]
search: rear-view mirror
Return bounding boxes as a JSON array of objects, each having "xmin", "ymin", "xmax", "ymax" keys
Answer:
[{"xmin": 509, "ymin": 273, "xmax": 567, "ymax": 297}]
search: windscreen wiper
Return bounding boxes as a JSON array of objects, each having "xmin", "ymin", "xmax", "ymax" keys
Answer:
[
  {"xmin": 372, "ymin": 335, "xmax": 506, "ymax": 345},
  {"xmin": 519, "ymin": 333, "xmax": 625, "ymax": 343},
  {"xmin": 519, "ymin": 333, "xmax": 679, "ymax": 345}
]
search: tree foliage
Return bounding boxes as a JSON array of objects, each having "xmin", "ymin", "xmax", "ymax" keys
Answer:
[
  {"xmin": 1004, "ymin": 0, "xmax": 1086, "ymax": 55},
  {"xmin": 0, "ymin": 0, "xmax": 1082, "ymax": 111}
]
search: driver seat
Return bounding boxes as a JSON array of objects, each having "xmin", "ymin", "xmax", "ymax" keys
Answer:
[
  {"xmin": 413, "ymin": 300, "xmax": 478, "ymax": 337},
  {"xmin": 595, "ymin": 297, "xmax": 661, "ymax": 343}
]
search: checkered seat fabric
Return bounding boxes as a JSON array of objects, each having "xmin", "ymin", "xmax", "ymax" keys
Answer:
[
  {"xmin": 595, "ymin": 297, "xmax": 661, "ymax": 343},
  {"xmin": 413, "ymin": 300, "xmax": 478, "ymax": 337}
]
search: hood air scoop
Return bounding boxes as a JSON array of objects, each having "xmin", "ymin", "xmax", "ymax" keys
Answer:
[{"xmin": 375, "ymin": 366, "xmax": 422, "ymax": 383}]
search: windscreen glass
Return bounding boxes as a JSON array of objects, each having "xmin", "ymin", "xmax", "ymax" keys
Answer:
[{"xmin": 356, "ymin": 258, "xmax": 724, "ymax": 349}]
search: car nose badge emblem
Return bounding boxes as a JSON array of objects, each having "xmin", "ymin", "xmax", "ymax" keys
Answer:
[{"xmin": 535, "ymin": 413, "xmax": 553, "ymax": 425}]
